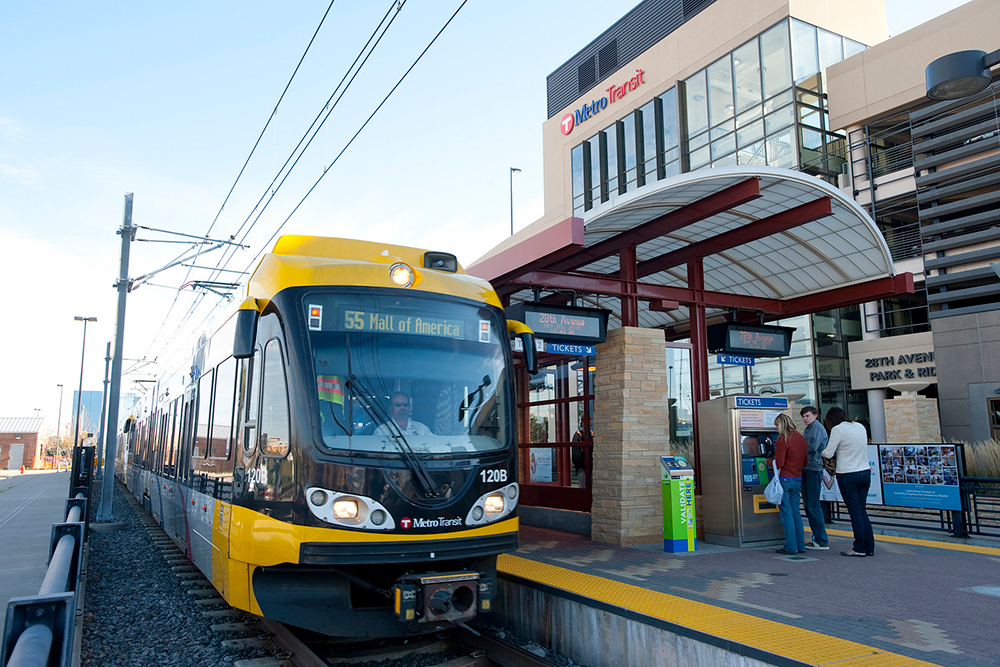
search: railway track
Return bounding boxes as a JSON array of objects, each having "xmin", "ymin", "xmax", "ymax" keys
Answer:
[
  {"xmin": 91, "ymin": 480, "xmax": 572, "ymax": 667},
  {"xmin": 229, "ymin": 618, "xmax": 567, "ymax": 667}
]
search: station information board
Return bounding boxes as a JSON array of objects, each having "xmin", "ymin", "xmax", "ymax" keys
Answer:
[
  {"xmin": 505, "ymin": 303, "xmax": 611, "ymax": 345},
  {"xmin": 708, "ymin": 323, "xmax": 796, "ymax": 358}
]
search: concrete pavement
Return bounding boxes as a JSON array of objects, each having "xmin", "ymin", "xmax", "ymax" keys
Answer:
[{"xmin": 0, "ymin": 470, "xmax": 73, "ymax": 632}]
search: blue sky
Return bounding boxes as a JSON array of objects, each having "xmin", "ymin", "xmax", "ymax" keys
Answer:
[{"xmin": 0, "ymin": 0, "xmax": 972, "ymax": 431}]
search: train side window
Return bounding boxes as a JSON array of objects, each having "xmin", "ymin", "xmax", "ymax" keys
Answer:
[
  {"xmin": 181, "ymin": 397, "xmax": 196, "ymax": 483},
  {"xmin": 212, "ymin": 357, "xmax": 237, "ymax": 459},
  {"xmin": 195, "ymin": 370, "xmax": 214, "ymax": 459},
  {"xmin": 167, "ymin": 400, "xmax": 180, "ymax": 479},
  {"xmin": 260, "ymin": 339, "xmax": 291, "ymax": 458},
  {"xmin": 242, "ymin": 347, "xmax": 263, "ymax": 455}
]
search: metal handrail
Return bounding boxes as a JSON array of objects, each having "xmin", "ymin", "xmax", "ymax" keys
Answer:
[{"xmin": 1, "ymin": 446, "xmax": 93, "ymax": 667}]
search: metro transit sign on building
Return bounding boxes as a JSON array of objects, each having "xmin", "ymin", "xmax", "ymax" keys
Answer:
[{"xmin": 559, "ymin": 69, "xmax": 646, "ymax": 135}]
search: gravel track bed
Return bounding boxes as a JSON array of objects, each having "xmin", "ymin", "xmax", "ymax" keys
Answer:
[
  {"xmin": 82, "ymin": 481, "xmax": 271, "ymax": 666},
  {"xmin": 80, "ymin": 480, "xmax": 583, "ymax": 666}
]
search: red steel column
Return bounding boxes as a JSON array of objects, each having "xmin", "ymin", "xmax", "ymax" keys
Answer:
[
  {"xmin": 620, "ymin": 244, "xmax": 639, "ymax": 327},
  {"xmin": 688, "ymin": 257, "xmax": 709, "ymax": 493}
]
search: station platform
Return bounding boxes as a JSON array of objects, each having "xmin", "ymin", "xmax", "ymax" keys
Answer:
[
  {"xmin": 0, "ymin": 470, "xmax": 73, "ymax": 632},
  {"xmin": 497, "ymin": 522, "xmax": 1000, "ymax": 667}
]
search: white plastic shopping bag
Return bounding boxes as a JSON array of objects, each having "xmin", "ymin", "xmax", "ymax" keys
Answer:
[{"xmin": 764, "ymin": 460, "xmax": 783, "ymax": 504}]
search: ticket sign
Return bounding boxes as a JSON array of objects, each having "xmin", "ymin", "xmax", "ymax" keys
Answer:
[
  {"xmin": 717, "ymin": 354, "xmax": 755, "ymax": 366},
  {"xmin": 735, "ymin": 396, "xmax": 788, "ymax": 409},
  {"xmin": 505, "ymin": 303, "xmax": 611, "ymax": 344}
]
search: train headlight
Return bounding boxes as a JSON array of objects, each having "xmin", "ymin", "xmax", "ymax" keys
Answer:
[
  {"xmin": 305, "ymin": 487, "xmax": 395, "ymax": 530},
  {"xmin": 484, "ymin": 494, "xmax": 505, "ymax": 514},
  {"xmin": 465, "ymin": 482, "xmax": 517, "ymax": 526},
  {"xmin": 389, "ymin": 263, "xmax": 414, "ymax": 287},
  {"xmin": 334, "ymin": 499, "xmax": 359, "ymax": 519}
]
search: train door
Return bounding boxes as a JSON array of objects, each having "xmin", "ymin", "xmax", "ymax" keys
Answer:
[
  {"xmin": 175, "ymin": 395, "xmax": 196, "ymax": 542},
  {"xmin": 162, "ymin": 400, "xmax": 180, "ymax": 537},
  {"xmin": 255, "ymin": 338, "xmax": 293, "ymax": 511},
  {"xmin": 233, "ymin": 332, "xmax": 292, "ymax": 516},
  {"xmin": 234, "ymin": 345, "xmax": 263, "ymax": 506}
]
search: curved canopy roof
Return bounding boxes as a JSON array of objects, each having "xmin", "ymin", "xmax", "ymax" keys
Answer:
[{"xmin": 470, "ymin": 166, "xmax": 909, "ymax": 333}]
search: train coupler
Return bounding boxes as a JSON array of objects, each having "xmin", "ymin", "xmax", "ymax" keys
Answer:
[{"xmin": 393, "ymin": 571, "xmax": 480, "ymax": 624}]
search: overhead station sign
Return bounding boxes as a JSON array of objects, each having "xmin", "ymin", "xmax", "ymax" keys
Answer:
[
  {"xmin": 506, "ymin": 303, "xmax": 611, "ymax": 345},
  {"xmin": 707, "ymin": 323, "xmax": 796, "ymax": 358}
]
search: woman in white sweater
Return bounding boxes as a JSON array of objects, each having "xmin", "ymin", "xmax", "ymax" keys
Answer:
[{"xmin": 821, "ymin": 407, "xmax": 874, "ymax": 557}]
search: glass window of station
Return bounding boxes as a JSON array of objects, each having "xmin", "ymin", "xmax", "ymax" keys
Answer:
[
  {"xmin": 708, "ymin": 306, "xmax": 868, "ymax": 429},
  {"xmin": 571, "ymin": 19, "xmax": 866, "ymax": 216}
]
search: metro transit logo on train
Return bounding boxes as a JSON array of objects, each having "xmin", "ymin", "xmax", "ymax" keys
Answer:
[
  {"xmin": 399, "ymin": 517, "xmax": 462, "ymax": 529},
  {"xmin": 560, "ymin": 68, "xmax": 646, "ymax": 136}
]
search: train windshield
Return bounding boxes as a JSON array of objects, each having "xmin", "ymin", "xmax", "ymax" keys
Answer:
[{"xmin": 304, "ymin": 292, "xmax": 511, "ymax": 455}]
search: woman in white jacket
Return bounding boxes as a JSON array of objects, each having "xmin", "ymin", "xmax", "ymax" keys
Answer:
[{"xmin": 821, "ymin": 407, "xmax": 874, "ymax": 557}]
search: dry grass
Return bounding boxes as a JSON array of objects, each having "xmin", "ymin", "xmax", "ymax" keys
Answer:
[{"xmin": 960, "ymin": 439, "xmax": 1000, "ymax": 479}]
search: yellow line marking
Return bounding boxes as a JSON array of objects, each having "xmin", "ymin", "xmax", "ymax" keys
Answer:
[
  {"xmin": 810, "ymin": 528, "xmax": 1000, "ymax": 556},
  {"xmin": 499, "ymin": 554, "xmax": 934, "ymax": 666}
]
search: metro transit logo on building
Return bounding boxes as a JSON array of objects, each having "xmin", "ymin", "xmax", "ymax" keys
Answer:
[{"xmin": 560, "ymin": 68, "xmax": 645, "ymax": 136}]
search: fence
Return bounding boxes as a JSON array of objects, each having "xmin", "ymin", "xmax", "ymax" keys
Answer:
[
  {"xmin": 0, "ymin": 446, "xmax": 93, "ymax": 667},
  {"xmin": 825, "ymin": 443, "xmax": 1000, "ymax": 540}
]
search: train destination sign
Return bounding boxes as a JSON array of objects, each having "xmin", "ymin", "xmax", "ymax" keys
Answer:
[
  {"xmin": 336, "ymin": 308, "xmax": 466, "ymax": 339},
  {"xmin": 505, "ymin": 303, "xmax": 611, "ymax": 344},
  {"xmin": 708, "ymin": 323, "xmax": 795, "ymax": 358}
]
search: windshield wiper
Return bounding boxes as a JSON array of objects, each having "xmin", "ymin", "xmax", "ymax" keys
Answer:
[
  {"xmin": 344, "ymin": 371, "xmax": 439, "ymax": 499},
  {"xmin": 458, "ymin": 375, "xmax": 492, "ymax": 425}
]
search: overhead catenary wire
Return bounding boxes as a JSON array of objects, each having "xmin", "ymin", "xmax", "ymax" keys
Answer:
[
  {"xmin": 133, "ymin": 0, "xmax": 342, "ymax": 370},
  {"xmin": 238, "ymin": 0, "xmax": 471, "ymax": 276},
  {"xmin": 206, "ymin": 0, "xmax": 405, "ymax": 283},
  {"xmin": 204, "ymin": 0, "xmax": 339, "ymax": 239},
  {"xmin": 136, "ymin": 1, "xmax": 469, "ymax": 381},
  {"xmin": 137, "ymin": 0, "xmax": 410, "ymax": 375}
]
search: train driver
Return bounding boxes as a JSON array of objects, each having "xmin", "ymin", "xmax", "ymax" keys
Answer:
[{"xmin": 375, "ymin": 391, "xmax": 432, "ymax": 437}]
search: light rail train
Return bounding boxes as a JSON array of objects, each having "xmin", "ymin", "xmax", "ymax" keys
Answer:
[{"xmin": 116, "ymin": 235, "xmax": 536, "ymax": 637}]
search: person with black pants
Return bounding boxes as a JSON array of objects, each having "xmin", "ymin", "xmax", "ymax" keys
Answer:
[{"xmin": 821, "ymin": 407, "xmax": 874, "ymax": 557}]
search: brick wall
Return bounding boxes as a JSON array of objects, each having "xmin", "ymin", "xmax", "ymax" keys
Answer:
[
  {"xmin": 884, "ymin": 395, "xmax": 942, "ymax": 443},
  {"xmin": 0, "ymin": 433, "xmax": 41, "ymax": 469},
  {"xmin": 592, "ymin": 327, "xmax": 670, "ymax": 545}
]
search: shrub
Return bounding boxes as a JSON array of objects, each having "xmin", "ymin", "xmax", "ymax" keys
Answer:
[{"xmin": 961, "ymin": 440, "xmax": 1000, "ymax": 479}]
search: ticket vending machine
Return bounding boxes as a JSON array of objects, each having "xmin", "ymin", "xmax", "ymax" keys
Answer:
[{"xmin": 698, "ymin": 395, "xmax": 789, "ymax": 547}]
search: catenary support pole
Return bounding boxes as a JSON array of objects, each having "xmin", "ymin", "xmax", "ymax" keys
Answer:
[
  {"xmin": 97, "ymin": 193, "xmax": 133, "ymax": 522},
  {"xmin": 95, "ymin": 341, "xmax": 111, "ymax": 480}
]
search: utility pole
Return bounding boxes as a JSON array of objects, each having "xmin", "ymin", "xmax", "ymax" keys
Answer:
[
  {"xmin": 73, "ymin": 316, "xmax": 97, "ymax": 448},
  {"xmin": 56, "ymin": 384, "xmax": 64, "ymax": 456},
  {"xmin": 95, "ymin": 341, "xmax": 111, "ymax": 480},
  {"xmin": 97, "ymin": 193, "xmax": 134, "ymax": 522}
]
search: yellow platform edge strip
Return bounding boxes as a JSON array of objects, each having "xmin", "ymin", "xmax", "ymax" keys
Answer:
[
  {"xmin": 816, "ymin": 528, "xmax": 1000, "ymax": 557},
  {"xmin": 497, "ymin": 554, "xmax": 935, "ymax": 667}
]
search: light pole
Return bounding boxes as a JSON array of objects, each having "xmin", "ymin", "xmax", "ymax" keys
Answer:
[
  {"xmin": 56, "ymin": 384, "xmax": 64, "ymax": 455},
  {"xmin": 509, "ymin": 167, "xmax": 521, "ymax": 236},
  {"xmin": 73, "ymin": 316, "xmax": 97, "ymax": 449}
]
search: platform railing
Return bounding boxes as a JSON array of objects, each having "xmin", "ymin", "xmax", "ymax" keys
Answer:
[{"xmin": 0, "ymin": 446, "xmax": 93, "ymax": 667}]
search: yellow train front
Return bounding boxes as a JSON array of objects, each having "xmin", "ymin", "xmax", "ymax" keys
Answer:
[{"xmin": 120, "ymin": 236, "xmax": 533, "ymax": 638}]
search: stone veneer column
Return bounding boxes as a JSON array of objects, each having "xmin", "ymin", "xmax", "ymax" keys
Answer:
[
  {"xmin": 884, "ymin": 395, "xmax": 942, "ymax": 443},
  {"xmin": 591, "ymin": 327, "xmax": 670, "ymax": 545}
]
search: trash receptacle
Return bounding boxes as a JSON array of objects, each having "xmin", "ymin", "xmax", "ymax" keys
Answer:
[{"xmin": 661, "ymin": 456, "xmax": 696, "ymax": 553}]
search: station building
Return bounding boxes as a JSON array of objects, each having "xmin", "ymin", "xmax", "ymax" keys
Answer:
[{"xmin": 469, "ymin": 0, "xmax": 1000, "ymax": 542}]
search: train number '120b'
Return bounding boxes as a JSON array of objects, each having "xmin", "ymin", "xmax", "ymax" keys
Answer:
[{"xmin": 480, "ymin": 469, "xmax": 508, "ymax": 483}]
